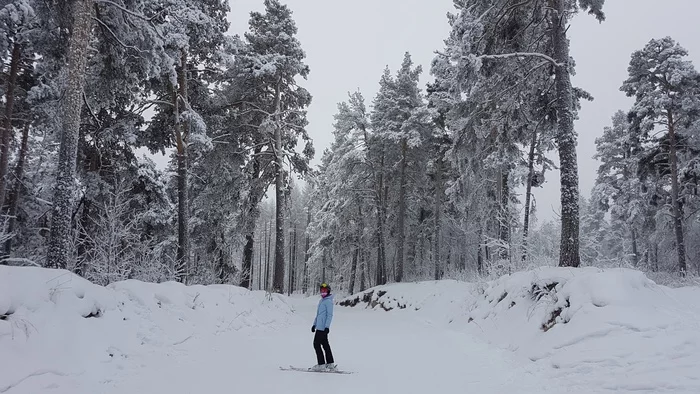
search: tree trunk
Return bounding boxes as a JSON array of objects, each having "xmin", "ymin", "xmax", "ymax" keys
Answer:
[
  {"xmin": 498, "ymin": 170, "xmax": 510, "ymax": 260},
  {"xmin": 303, "ymin": 207, "xmax": 310, "ymax": 293},
  {"xmin": 522, "ymin": 127, "xmax": 538, "ymax": 262},
  {"xmin": 396, "ymin": 139, "xmax": 407, "ymax": 282},
  {"xmin": 667, "ymin": 111, "xmax": 687, "ymax": 276},
  {"xmin": 552, "ymin": 0, "xmax": 581, "ymax": 268},
  {"xmin": 321, "ymin": 248, "xmax": 327, "ymax": 283},
  {"xmin": 630, "ymin": 228, "xmax": 639, "ymax": 267},
  {"xmin": 174, "ymin": 51, "xmax": 189, "ymax": 283},
  {"xmin": 4, "ymin": 122, "xmax": 29, "ymax": 256},
  {"xmin": 0, "ymin": 43, "xmax": 22, "ymax": 212},
  {"xmin": 242, "ymin": 234, "xmax": 254, "ymax": 289},
  {"xmin": 265, "ymin": 220, "xmax": 272, "ymax": 291},
  {"xmin": 359, "ymin": 248, "xmax": 367, "ymax": 292},
  {"xmin": 47, "ymin": 0, "xmax": 93, "ymax": 269},
  {"xmin": 477, "ymin": 225, "xmax": 484, "ymax": 275},
  {"xmin": 291, "ymin": 225, "xmax": 297, "ymax": 294},
  {"xmin": 375, "ymin": 150, "xmax": 387, "ymax": 285},
  {"xmin": 433, "ymin": 155, "xmax": 443, "ymax": 280},
  {"xmin": 258, "ymin": 228, "xmax": 263, "ymax": 290},
  {"xmin": 287, "ymin": 227, "xmax": 292, "ymax": 295},
  {"xmin": 272, "ymin": 77, "xmax": 285, "ymax": 293}
]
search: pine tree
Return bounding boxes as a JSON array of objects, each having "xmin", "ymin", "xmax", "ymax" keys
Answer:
[
  {"xmin": 621, "ymin": 37, "xmax": 700, "ymax": 276},
  {"xmin": 234, "ymin": 0, "xmax": 312, "ymax": 293}
]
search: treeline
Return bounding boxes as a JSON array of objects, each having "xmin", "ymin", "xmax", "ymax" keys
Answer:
[
  {"xmin": 0, "ymin": 0, "xmax": 313, "ymax": 289},
  {"xmin": 306, "ymin": 0, "xmax": 700, "ymax": 294},
  {"xmin": 2, "ymin": 0, "xmax": 697, "ymax": 294}
]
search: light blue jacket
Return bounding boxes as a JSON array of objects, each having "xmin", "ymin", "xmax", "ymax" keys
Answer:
[{"xmin": 314, "ymin": 294, "xmax": 334, "ymax": 331}]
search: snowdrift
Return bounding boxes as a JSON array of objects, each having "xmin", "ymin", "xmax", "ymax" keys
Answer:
[
  {"xmin": 0, "ymin": 266, "xmax": 295, "ymax": 393},
  {"xmin": 341, "ymin": 267, "xmax": 700, "ymax": 393}
]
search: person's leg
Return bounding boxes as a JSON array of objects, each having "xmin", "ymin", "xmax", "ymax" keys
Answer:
[
  {"xmin": 320, "ymin": 332, "xmax": 334, "ymax": 364},
  {"xmin": 313, "ymin": 331, "xmax": 326, "ymax": 365}
]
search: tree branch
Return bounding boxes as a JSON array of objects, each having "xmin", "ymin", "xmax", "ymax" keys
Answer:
[
  {"xmin": 475, "ymin": 52, "xmax": 563, "ymax": 67},
  {"xmin": 92, "ymin": 17, "xmax": 144, "ymax": 53}
]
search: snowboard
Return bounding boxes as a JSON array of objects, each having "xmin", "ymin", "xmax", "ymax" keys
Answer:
[{"xmin": 279, "ymin": 365, "xmax": 353, "ymax": 374}]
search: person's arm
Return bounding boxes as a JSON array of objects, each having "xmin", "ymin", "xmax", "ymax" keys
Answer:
[{"xmin": 325, "ymin": 302, "xmax": 333, "ymax": 330}]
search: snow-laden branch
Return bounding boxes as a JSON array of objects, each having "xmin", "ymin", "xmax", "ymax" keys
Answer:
[
  {"xmin": 95, "ymin": 0, "xmax": 161, "ymax": 22},
  {"xmin": 92, "ymin": 17, "xmax": 145, "ymax": 53},
  {"xmin": 474, "ymin": 52, "xmax": 563, "ymax": 67}
]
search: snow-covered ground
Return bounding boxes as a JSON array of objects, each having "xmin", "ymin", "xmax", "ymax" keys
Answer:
[
  {"xmin": 343, "ymin": 267, "xmax": 700, "ymax": 393},
  {"xmin": 2, "ymin": 265, "xmax": 699, "ymax": 393}
]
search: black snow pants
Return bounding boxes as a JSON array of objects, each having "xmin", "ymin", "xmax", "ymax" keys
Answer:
[{"xmin": 313, "ymin": 330, "xmax": 334, "ymax": 365}]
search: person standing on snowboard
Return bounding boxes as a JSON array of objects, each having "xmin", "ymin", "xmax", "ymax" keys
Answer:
[{"xmin": 311, "ymin": 283, "xmax": 335, "ymax": 371}]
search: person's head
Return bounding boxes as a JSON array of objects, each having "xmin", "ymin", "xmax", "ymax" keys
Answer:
[{"xmin": 320, "ymin": 283, "xmax": 331, "ymax": 298}]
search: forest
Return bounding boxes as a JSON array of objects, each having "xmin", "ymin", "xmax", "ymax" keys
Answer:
[{"xmin": 1, "ymin": 0, "xmax": 698, "ymax": 294}]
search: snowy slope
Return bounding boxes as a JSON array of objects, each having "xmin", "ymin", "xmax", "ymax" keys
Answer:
[
  {"xmin": 3, "ymin": 265, "xmax": 699, "ymax": 393},
  {"xmin": 340, "ymin": 267, "xmax": 700, "ymax": 393},
  {"xmin": 0, "ymin": 266, "xmax": 296, "ymax": 393},
  {"xmin": 0, "ymin": 266, "xmax": 550, "ymax": 394}
]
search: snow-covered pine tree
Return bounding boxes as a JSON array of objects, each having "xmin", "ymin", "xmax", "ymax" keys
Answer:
[
  {"xmin": 592, "ymin": 111, "xmax": 650, "ymax": 268},
  {"xmin": 232, "ymin": 0, "xmax": 313, "ymax": 293},
  {"xmin": 429, "ymin": 0, "xmax": 603, "ymax": 270},
  {"xmin": 142, "ymin": 0, "xmax": 229, "ymax": 282},
  {"xmin": 621, "ymin": 37, "xmax": 700, "ymax": 276}
]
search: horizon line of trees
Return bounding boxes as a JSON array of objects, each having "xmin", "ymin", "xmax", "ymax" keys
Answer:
[{"xmin": 0, "ymin": 0, "xmax": 697, "ymax": 295}]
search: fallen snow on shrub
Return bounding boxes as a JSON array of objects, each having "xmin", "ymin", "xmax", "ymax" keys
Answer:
[{"xmin": 0, "ymin": 266, "xmax": 295, "ymax": 393}]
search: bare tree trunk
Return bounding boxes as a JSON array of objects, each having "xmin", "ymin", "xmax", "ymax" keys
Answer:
[
  {"xmin": 174, "ymin": 50, "xmax": 189, "ymax": 283},
  {"xmin": 47, "ymin": 0, "xmax": 93, "ymax": 269},
  {"xmin": 4, "ymin": 122, "xmax": 29, "ymax": 256},
  {"xmin": 522, "ymin": 128, "xmax": 538, "ymax": 262},
  {"xmin": 272, "ymin": 77, "xmax": 285, "ymax": 293},
  {"xmin": 667, "ymin": 112, "xmax": 687, "ymax": 276},
  {"xmin": 552, "ymin": 0, "xmax": 581, "ymax": 268},
  {"xmin": 0, "ymin": 43, "xmax": 22, "ymax": 212}
]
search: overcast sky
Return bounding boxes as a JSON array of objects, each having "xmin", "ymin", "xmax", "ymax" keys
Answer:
[{"xmin": 224, "ymin": 0, "xmax": 700, "ymax": 224}]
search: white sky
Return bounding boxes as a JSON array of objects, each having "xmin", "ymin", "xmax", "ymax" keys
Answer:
[{"xmin": 223, "ymin": 0, "xmax": 700, "ymax": 224}]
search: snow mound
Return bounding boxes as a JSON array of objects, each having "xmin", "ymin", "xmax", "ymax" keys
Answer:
[
  {"xmin": 0, "ymin": 266, "xmax": 295, "ymax": 393},
  {"xmin": 339, "ymin": 280, "xmax": 474, "ymax": 313},
  {"xmin": 340, "ymin": 267, "xmax": 700, "ymax": 393},
  {"xmin": 469, "ymin": 267, "xmax": 700, "ymax": 393}
]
